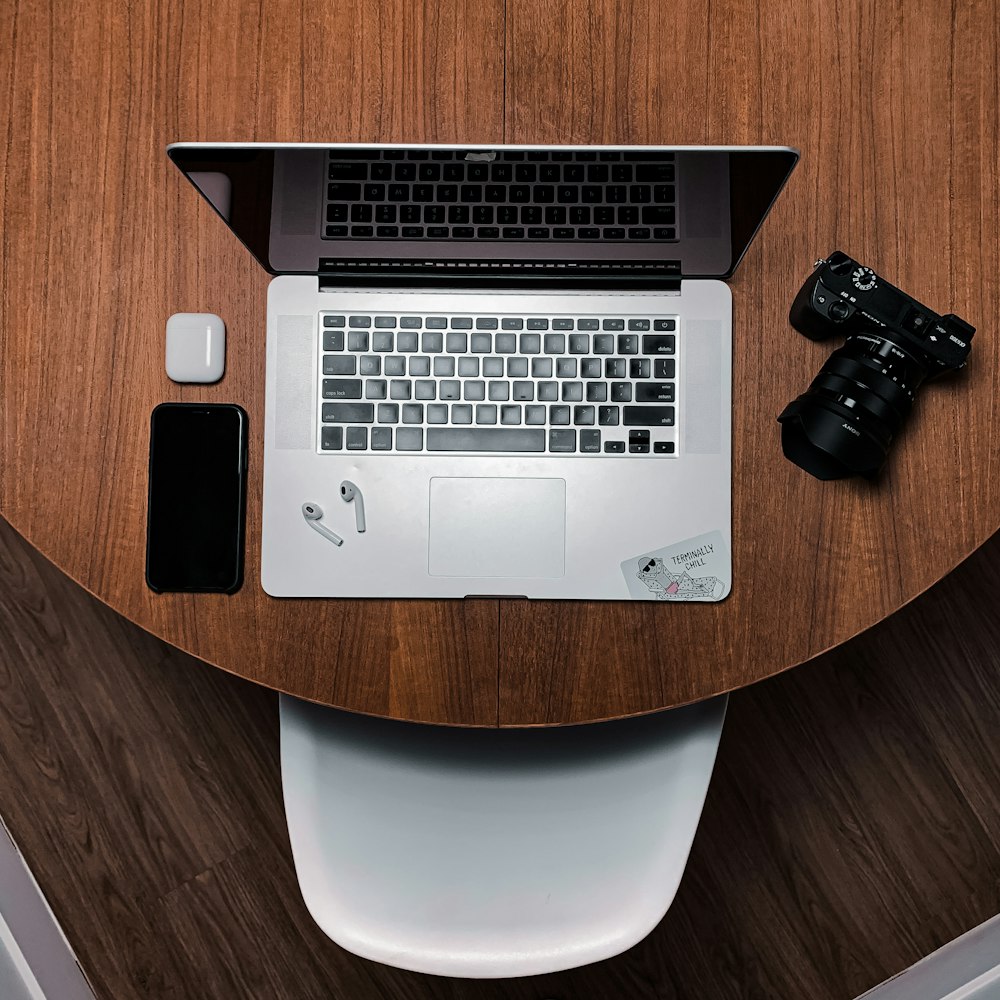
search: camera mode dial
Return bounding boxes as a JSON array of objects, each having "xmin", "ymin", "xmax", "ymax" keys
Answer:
[{"xmin": 852, "ymin": 266, "xmax": 877, "ymax": 292}]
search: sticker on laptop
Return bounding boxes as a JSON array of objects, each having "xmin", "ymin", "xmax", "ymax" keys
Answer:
[{"xmin": 621, "ymin": 530, "xmax": 730, "ymax": 602}]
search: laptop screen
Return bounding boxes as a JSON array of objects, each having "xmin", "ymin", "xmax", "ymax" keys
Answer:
[{"xmin": 167, "ymin": 145, "xmax": 797, "ymax": 279}]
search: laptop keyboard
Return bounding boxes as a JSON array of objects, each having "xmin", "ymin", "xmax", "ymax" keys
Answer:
[
  {"xmin": 317, "ymin": 313, "xmax": 678, "ymax": 456},
  {"xmin": 323, "ymin": 150, "xmax": 678, "ymax": 242}
]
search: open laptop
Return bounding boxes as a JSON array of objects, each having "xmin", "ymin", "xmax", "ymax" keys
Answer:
[{"xmin": 167, "ymin": 144, "xmax": 798, "ymax": 601}]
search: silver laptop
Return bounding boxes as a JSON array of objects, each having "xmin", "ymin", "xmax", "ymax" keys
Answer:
[{"xmin": 168, "ymin": 143, "xmax": 797, "ymax": 601}]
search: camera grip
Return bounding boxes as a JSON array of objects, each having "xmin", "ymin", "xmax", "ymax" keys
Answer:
[{"xmin": 788, "ymin": 274, "xmax": 837, "ymax": 341}]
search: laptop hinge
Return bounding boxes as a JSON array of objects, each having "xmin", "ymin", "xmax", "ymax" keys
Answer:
[{"xmin": 317, "ymin": 258, "xmax": 682, "ymax": 292}]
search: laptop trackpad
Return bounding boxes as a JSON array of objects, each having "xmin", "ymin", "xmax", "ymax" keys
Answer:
[{"xmin": 428, "ymin": 478, "xmax": 566, "ymax": 579}]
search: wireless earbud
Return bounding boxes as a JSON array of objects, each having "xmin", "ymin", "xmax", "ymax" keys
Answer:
[
  {"xmin": 340, "ymin": 480, "xmax": 366, "ymax": 533},
  {"xmin": 301, "ymin": 502, "xmax": 343, "ymax": 546}
]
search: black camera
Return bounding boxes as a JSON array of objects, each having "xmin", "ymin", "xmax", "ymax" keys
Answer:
[{"xmin": 778, "ymin": 251, "xmax": 975, "ymax": 480}]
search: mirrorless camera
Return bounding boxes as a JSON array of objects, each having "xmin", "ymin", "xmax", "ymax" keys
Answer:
[{"xmin": 777, "ymin": 251, "xmax": 975, "ymax": 480}]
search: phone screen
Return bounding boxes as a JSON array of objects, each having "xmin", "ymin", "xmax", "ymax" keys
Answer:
[{"xmin": 146, "ymin": 403, "xmax": 248, "ymax": 593}]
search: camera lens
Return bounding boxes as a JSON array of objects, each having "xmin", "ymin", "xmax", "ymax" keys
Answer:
[{"xmin": 778, "ymin": 331, "xmax": 929, "ymax": 479}]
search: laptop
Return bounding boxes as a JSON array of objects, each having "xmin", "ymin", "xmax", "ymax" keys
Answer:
[{"xmin": 167, "ymin": 144, "xmax": 798, "ymax": 601}]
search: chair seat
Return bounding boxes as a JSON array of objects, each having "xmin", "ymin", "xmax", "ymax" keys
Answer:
[{"xmin": 280, "ymin": 696, "xmax": 727, "ymax": 978}]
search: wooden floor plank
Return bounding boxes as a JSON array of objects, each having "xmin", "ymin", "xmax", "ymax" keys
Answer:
[{"xmin": 1, "ymin": 515, "xmax": 999, "ymax": 999}]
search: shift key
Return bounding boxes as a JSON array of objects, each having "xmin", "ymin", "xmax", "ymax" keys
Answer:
[
  {"xmin": 323, "ymin": 379, "xmax": 362, "ymax": 399},
  {"xmin": 322, "ymin": 402, "xmax": 374, "ymax": 423},
  {"xmin": 623, "ymin": 405, "xmax": 674, "ymax": 426}
]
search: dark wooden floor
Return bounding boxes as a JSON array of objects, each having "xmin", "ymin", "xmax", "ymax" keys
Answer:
[{"xmin": 1, "ymin": 516, "xmax": 999, "ymax": 1000}]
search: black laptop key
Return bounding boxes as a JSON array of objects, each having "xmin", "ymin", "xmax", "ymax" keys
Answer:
[
  {"xmin": 323, "ymin": 379, "xmax": 363, "ymax": 399},
  {"xmin": 322, "ymin": 331, "xmax": 346, "ymax": 352},
  {"xmin": 636, "ymin": 164, "xmax": 675, "ymax": 182},
  {"xmin": 394, "ymin": 163, "xmax": 416, "ymax": 180},
  {"xmin": 598, "ymin": 406, "xmax": 620, "ymax": 426},
  {"xmin": 322, "ymin": 402, "xmax": 373, "ymax": 423},
  {"xmin": 628, "ymin": 429, "xmax": 650, "ymax": 453},
  {"xmin": 326, "ymin": 204, "xmax": 348, "ymax": 222},
  {"xmin": 643, "ymin": 334, "xmax": 676, "ymax": 354},
  {"xmin": 549, "ymin": 429, "xmax": 576, "ymax": 453},
  {"xmin": 325, "ymin": 225, "xmax": 348, "ymax": 237},
  {"xmin": 329, "ymin": 164, "xmax": 369, "ymax": 181},
  {"xmin": 580, "ymin": 429, "xmax": 601, "ymax": 453},
  {"xmin": 654, "ymin": 358, "xmax": 676, "ymax": 379},
  {"xmin": 346, "ymin": 427, "xmax": 368, "ymax": 450},
  {"xmin": 418, "ymin": 163, "xmax": 440, "ymax": 181},
  {"xmin": 636, "ymin": 382, "xmax": 675, "ymax": 402},
  {"xmin": 328, "ymin": 182, "xmax": 361, "ymax": 200},
  {"xmin": 624, "ymin": 405, "xmax": 674, "ymax": 426},
  {"xmin": 323, "ymin": 355, "xmax": 353, "ymax": 375},
  {"xmin": 642, "ymin": 205, "xmax": 676, "ymax": 225},
  {"xmin": 427, "ymin": 428, "xmax": 546, "ymax": 452},
  {"xmin": 653, "ymin": 319, "xmax": 676, "ymax": 331},
  {"xmin": 371, "ymin": 162, "xmax": 392, "ymax": 180},
  {"xmin": 321, "ymin": 426, "xmax": 343, "ymax": 450}
]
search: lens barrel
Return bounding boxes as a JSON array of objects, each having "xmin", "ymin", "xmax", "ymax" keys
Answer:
[{"xmin": 778, "ymin": 332, "xmax": 929, "ymax": 479}]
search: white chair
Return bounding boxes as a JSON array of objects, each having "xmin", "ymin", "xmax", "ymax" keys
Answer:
[{"xmin": 279, "ymin": 694, "xmax": 727, "ymax": 978}]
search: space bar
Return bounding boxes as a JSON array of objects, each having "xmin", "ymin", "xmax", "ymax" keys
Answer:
[{"xmin": 427, "ymin": 428, "xmax": 546, "ymax": 452}]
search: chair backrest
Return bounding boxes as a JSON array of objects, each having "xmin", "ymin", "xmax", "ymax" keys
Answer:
[{"xmin": 280, "ymin": 694, "xmax": 727, "ymax": 978}]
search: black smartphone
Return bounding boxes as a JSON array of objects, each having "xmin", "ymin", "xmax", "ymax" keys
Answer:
[{"xmin": 146, "ymin": 403, "xmax": 248, "ymax": 593}]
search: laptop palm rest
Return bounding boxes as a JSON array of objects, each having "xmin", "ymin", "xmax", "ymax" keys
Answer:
[{"xmin": 428, "ymin": 478, "xmax": 566, "ymax": 579}]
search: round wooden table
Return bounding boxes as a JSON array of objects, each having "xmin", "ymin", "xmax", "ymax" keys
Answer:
[{"xmin": 2, "ymin": 0, "xmax": 996, "ymax": 726}]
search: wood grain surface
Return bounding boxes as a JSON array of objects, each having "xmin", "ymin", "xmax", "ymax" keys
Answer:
[
  {"xmin": 3, "ymin": 512, "xmax": 1000, "ymax": 999},
  {"xmin": 1, "ymin": 0, "xmax": 997, "ymax": 725}
]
